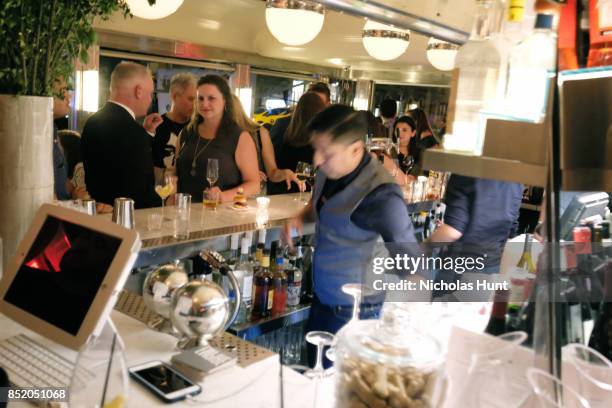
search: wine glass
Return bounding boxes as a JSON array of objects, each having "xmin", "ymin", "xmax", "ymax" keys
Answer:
[
  {"xmin": 295, "ymin": 162, "xmax": 312, "ymax": 203},
  {"xmin": 341, "ymin": 283, "xmax": 377, "ymax": 324},
  {"xmin": 565, "ymin": 343, "xmax": 612, "ymax": 408},
  {"xmin": 155, "ymin": 174, "xmax": 176, "ymax": 219},
  {"xmin": 206, "ymin": 158, "xmax": 219, "ymax": 188},
  {"xmin": 527, "ymin": 368, "xmax": 590, "ymax": 408}
]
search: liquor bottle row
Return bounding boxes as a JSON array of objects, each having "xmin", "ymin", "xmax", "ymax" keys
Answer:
[
  {"xmin": 486, "ymin": 221, "xmax": 612, "ymax": 359},
  {"xmin": 411, "ymin": 203, "xmax": 446, "ymax": 240},
  {"xmin": 207, "ymin": 230, "xmax": 311, "ymax": 325}
]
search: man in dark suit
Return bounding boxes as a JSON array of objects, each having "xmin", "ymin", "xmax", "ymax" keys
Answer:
[{"xmin": 82, "ymin": 62, "xmax": 163, "ymax": 209}]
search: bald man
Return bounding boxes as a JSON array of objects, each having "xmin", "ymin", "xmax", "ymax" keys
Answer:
[{"xmin": 81, "ymin": 62, "xmax": 163, "ymax": 209}]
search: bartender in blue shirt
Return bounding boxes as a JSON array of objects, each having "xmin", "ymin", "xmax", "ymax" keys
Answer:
[
  {"xmin": 429, "ymin": 174, "xmax": 523, "ymax": 307},
  {"xmin": 282, "ymin": 105, "xmax": 418, "ymax": 339}
]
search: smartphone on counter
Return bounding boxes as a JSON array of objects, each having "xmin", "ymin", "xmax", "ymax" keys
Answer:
[{"xmin": 129, "ymin": 360, "xmax": 202, "ymax": 403}]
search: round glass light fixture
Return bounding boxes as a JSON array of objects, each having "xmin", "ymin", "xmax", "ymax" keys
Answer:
[
  {"xmin": 426, "ymin": 37, "xmax": 460, "ymax": 71},
  {"xmin": 265, "ymin": 0, "xmax": 325, "ymax": 46},
  {"xmin": 362, "ymin": 20, "xmax": 410, "ymax": 61},
  {"xmin": 125, "ymin": 0, "xmax": 184, "ymax": 20}
]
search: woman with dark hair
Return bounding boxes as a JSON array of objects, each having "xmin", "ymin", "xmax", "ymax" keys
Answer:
[
  {"xmin": 408, "ymin": 107, "xmax": 440, "ymax": 175},
  {"xmin": 176, "ymin": 75, "xmax": 259, "ymax": 202},
  {"xmin": 281, "ymin": 105, "xmax": 417, "ymax": 365},
  {"xmin": 230, "ymin": 94, "xmax": 303, "ymax": 192},
  {"xmin": 394, "ymin": 115, "xmax": 418, "ymax": 172},
  {"xmin": 269, "ymin": 92, "xmax": 326, "ymax": 194}
]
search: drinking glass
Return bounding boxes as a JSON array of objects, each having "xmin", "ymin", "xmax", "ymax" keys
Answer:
[
  {"xmin": 155, "ymin": 174, "xmax": 175, "ymax": 219},
  {"xmin": 173, "ymin": 193, "xmax": 191, "ymax": 240},
  {"xmin": 304, "ymin": 331, "xmax": 335, "ymax": 379},
  {"xmin": 295, "ymin": 162, "xmax": 312, "ymax": 203},
  {"xmin": 203, "ymin": 189, "xmax": 220, "ymax": 211},
  {"xmin": 527, "ymin": 368, "xmax": 591, "ymax": 408},
  {"xmin": 565, "ymin": 343, "xmax": 612, "ymax": 408},
  {"xmin": 69, "ymin": 324, "xmax": 129, "ymax": 408},
  {"xmin": 207, "ymin": 158, "xmax": 219, "ymax": 188},
  {"xmin": 452, "ymin": 331, "xmax": 530, "ymax": 408},
  {"xmin": 147, "ymin": 213, "xmax": 163, "ymax": 231},
  {"xmin": 341, "ymin": 283, "xmax": 376, "ymax": 324}
]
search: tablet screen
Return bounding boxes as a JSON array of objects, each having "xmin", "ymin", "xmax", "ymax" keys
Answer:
[{"xmin": 4, "ymin": 215, "xmax": 122, "ymax": 335}]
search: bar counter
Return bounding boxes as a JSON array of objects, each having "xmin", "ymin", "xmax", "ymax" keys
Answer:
[
  {"xmin": 107, "ymin": 193, "xmax": 314, "ymax": 267},
  {"xmin": 105, "ymin": 192, "xmax": 436, "ymax": 267}
]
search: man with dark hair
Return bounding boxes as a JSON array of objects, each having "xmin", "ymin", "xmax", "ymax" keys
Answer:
[
  {"xmin": 379, "ymin": 98, "xmax": 398, "ymax": 138},
  {"xmin": 282, "ymin": 105, "xmax": 417, "ymax": 351},
  {"xmin": 269, "ymin": 81, "xmax": 332, "ymax": 155}
]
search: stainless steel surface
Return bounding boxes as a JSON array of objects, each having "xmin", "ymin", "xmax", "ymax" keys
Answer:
[
  {"xmin": 229, "ymin": 303, "xmax": 311, "ymax": 341},
  {"xmin": 559, "ymin": 68, "xmax": 612, "ymax": 191},
  {"xmin": 348, "ymin": 67, "xmax": 452, "ymax": 86},
  {"xmin": 422, "ymin": 149, "xmax": 547, "ymax": 187},
  {"xmin": 81, "ymin": 199, "xmax": 97, "ymax": 215},
  {"xmin": 112, "ymin": 197, "xmax": 135, "ymax": 229},
  {"xmin": 99, "ymin": 49, "xmax": 234, "ymax": 71},
  {"xmin": 0, "ymin": 95, "xmax": 54, "ymax": 271},
  {"xmin": 113, "ymin": 289, "xmax": 277, "ymax": 367},
  {"xmin": 142, "ymin": 262, "xmax": 189, "ymax": 330},
  {"xmin": 316, "ymin": 0, "xmax": 469, "ymax": 45},
  {"xmin": 354, "ymin": 79, "xmax": 374, "ymax": 110},
  {"xmin": 171, "ymin": 278, "xmax": 232, "ymax": 349},
  {"xmin": 362, "ymin": 29, "xmax": 410, "ymax": 41},
  {"xmin": 267, "ymin": 0, "xmax": 325, "ymax": 14},
  {"xmin": 96, "ymin": 30, "xmax": 343, "ymax": 78}
]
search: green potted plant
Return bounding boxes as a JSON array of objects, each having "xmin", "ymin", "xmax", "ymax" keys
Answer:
[{"xmin": 0, "ymin": 1, "xmax": 130, "ymax": 269}]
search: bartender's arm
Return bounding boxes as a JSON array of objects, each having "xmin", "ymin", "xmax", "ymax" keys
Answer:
[
  {"xmin": 428, "ymin": 174, "xmax": 469, "ymax": 243},
  {"xmin": 282, "ymin": 199, "xmax": 314, "ymax": 249}
]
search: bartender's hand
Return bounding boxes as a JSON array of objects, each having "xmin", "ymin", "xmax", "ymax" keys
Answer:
[
  {"xmin": 143, "ymin": 113, "xmax": 163, "ymax": 134},
  {"xmin": 282, "ymin": 216, "xmax": 304, "ymax": 250}
]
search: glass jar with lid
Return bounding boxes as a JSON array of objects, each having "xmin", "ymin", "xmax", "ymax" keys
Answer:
[{"xmin": 334, "ymin": 304, "xmax": 445, "ymax": 408}]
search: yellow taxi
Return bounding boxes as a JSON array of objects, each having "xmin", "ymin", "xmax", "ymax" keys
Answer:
[{"xmin": 253, "ymin": 107, "xmax": 291, "ymax": 127}]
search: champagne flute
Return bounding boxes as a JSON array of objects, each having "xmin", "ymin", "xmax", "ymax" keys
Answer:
[
  {"xmin": 295, "ymin": 161, "xmax": 312, "ymax": 203},
  {"xmin": 204, "ymin": 158, "xmax": 219, "ymax": 209},
  {"xmin": 206, "ymin": 158, "xmax": 219, "ymax": 188}
]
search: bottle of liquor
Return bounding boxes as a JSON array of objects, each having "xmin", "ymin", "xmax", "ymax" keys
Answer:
[
  {"xmin": 255, "ymin": 229, "xmax": 266, "ymax": 265},
  {"xmin": 272, "ymin": 255, "xmax": 287, "ymax": 315},
  {"xmin": 504, "ymin": 0, "xmax": 537, "ymax": 45},
  {"xmin": 577, "ymin": 0, "xmax": 590, "ymax": 67},
  {"xmin": 227, "ymin": 234, "xmax": 240, "ymax": 269},
  {"xmin": 587, "ymin": 0, "xmax": 612, "ymax": 67},
  {"xmin": 286, "ymin": 251, "xmax": 303, "ymax": 308},
  {"xmin": 558, "ymin": 0, "xmax": 580, "ymax": 70},
  {"xmin": 270, "ymin": 240, "xmax": 279, "ymax": 265},
  {"xmin": 445, "ymin": 0, "xmax": 511, "ymax": 154},
  {"xmin": 252, "ymin": 252, "xmax": 274, "ymax": 319},
  {"xmin": 506, "ymin": 13, "xmax": 557, "ymax": 122},
  {"xmin": 296, "ymin": 244, "xmax": 312, "ymax": 303},
  {"xmin": 234, "ymin": 237, "xmax": 254, "ymax": 325}
]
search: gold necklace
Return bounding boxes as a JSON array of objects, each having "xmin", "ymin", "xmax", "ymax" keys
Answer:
[{"xmin": 190, "ymin": 134, "xmax": 213, "ymax": 177}]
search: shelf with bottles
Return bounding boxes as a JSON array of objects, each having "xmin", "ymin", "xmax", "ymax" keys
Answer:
[{"xmin": 485, "ymin": 223, "xmax": 612, "ymax": 359}]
